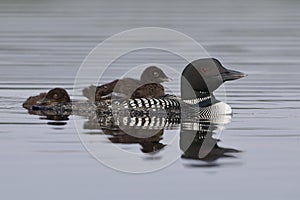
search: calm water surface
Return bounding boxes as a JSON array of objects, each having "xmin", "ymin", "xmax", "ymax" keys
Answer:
[{"xmin": 1, "ymin": 0, "xmax": 300, "ymax": 199}]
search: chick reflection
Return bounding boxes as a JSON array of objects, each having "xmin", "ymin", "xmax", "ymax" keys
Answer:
[{"xmin": 104, "ymin": 129, "xmax": 166, "ymax": 154}]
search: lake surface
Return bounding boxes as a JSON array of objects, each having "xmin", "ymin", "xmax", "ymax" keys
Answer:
[{"xmin": 1, "ymin": 0, "xmax": 300, "ymax": 199}]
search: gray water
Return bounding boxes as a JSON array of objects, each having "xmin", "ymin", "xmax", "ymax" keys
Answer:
[{"xmin": 1, "ymin": 0, "xmax": 300, "ymax": 199}]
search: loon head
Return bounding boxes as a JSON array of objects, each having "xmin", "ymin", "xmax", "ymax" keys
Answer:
[
  {"xmin": 39, "ymin": 88, "xmax": 71, "ymax": 105},
  {"xmin": 181, "ymin": 58, "xmax": 246, "ymax": 100},
  {"xmin": 140, "ymin": 66, "xmax": 172, "ymax": 83},
  {"xmin": 94, "ymin": 79, "xmax": 118, "ymax": 101}
]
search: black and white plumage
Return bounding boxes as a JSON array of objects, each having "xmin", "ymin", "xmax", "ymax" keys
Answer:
[
  {"xmin": 94, "ymin": 93, "xmax": 231, "ymax": 121},
  {"xmin": 126, "ymin": 97, "xmax": 180, "ymax": 110}
]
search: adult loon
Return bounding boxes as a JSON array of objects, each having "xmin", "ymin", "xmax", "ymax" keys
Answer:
[
  {"xmin": 23, "ymin": 58, "xmax": 246, "ymax": 118},
  {"xmin": 83, "ymin": 66, "xmax": 172, "ymax": 101},
  {"xmin": 111, "ymin": 58, "xmax": 246, "ymax": 117}
]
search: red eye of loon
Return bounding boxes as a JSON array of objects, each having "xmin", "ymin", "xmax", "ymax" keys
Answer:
[{"xmin": 201, "ymin": 68, "xmax": 208, "ymax": 73}]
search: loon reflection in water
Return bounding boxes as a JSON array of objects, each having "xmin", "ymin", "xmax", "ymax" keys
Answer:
[{"xmin": 22, "ymin": 58, "xmax": 245, "ymax": 166}]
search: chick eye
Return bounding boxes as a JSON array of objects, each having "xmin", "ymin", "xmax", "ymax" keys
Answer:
[{"xmin": 153, "ymin": 71, "xmax": 159, "ymax": 77}]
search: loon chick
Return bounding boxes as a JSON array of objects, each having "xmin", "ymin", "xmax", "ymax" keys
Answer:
[
  {"xmin": 24, "ymin": 88, "xmax": 100, "ymax": 119},
  {"xmin": 23, "ymin": 88, "xmax": 72, "ymax": 120},
  {"xmin": 23, "ymin": 88, "xmax": 70, "ymax": 109},
  {"xmin": 83, "ymin": 66, "xmax": 171, "ymax": 101}
]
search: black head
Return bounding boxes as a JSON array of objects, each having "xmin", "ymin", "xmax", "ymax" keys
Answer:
[
  {"xmin": 140, "ymin": 66, "xmax": 172, "ymax": 83},
  {"xmin": 40, "ymin": 88, "xmax": 71, "ymax": 105},
  {"xmin": 181, "ymin": 58, "xmax": 246, "ymax": 99}
]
